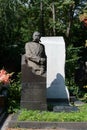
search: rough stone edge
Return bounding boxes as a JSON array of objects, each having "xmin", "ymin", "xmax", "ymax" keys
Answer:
[{"xmin": 8, "ymin": 113, "xmax": 87, "ymax": 130}]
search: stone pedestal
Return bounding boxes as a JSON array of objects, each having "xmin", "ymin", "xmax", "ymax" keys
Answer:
[{"xmin": 20, "ymin": 55, "xmax": 47, "ymax": 110}]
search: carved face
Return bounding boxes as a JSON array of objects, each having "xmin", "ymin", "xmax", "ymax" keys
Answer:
[{"xmin": 33, "ymin": 31, "xmax": 41, "ymax": 42}]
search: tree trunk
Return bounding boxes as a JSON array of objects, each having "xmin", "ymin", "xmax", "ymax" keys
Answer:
[
  {"xmin": 52, "ymin": 2, "xmax": 56, "ymax": 36},
  {"xmin": 66, "ymin": 5, "xmax": 74, "ymax": 38},
  {"xmin": 40, "ymin": 0, "xmax": 45, "ymax": 36}
]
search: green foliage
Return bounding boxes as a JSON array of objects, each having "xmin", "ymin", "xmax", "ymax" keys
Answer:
[
  {"xmin": 66, "ymin": 44, "xmax": 80, "ymax": 71},
  {"xmin": 8, "ymin": 73, "xmax": 21, "ymax": 113},
  {"xmin": 81, "ymin": 93, "xmax": 87, "ymax": 103},
  {"xmin": 66, "ymin": 80, "xmax": 79, "ymax": 97},
  {"xmin": 65, "ymin": 44, "xmax": 81, "ymax": 96},
  {"xmin": 18, "ymin": 104, "xmax": 87, "ymax": 122}
]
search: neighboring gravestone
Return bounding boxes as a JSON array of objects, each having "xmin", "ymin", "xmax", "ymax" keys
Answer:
[
  {"xmin": 41, "ymin": 37, "xmax": 69, "ymax": 102},
  {"xmin": 53, "ymin": 105, "xmax": 78, "ymax": 112},
  {"xmin": 20, "ymin": 32, "xmax": 47, "ymax": 110}
]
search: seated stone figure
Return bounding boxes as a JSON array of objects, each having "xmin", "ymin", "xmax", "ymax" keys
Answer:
[{"xmin": 25, "ymin": 31, "xmax": 47, "ymax": 76}]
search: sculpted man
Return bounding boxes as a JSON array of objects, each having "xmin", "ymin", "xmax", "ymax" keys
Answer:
[{"xmin": 25, "ymin": 31, "xmax": 47, "ymax": 76}]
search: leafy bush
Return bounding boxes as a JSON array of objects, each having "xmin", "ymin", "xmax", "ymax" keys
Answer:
[
  {"xmin": 65, "ymin": 44, "xmax": 81, "ymax": 97},
  {"xmin": 65, "ymin": 44, "xmax": 87, "ymax": 98},
  {"xmin": 81, "ymin": 93, "xmax": 87, "ymax": 103},
  {"xmin": 8, "ymin": 72, "xmax": 21, "ymax": 113}
]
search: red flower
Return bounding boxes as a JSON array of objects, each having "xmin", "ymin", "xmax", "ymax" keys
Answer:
[
  {"xmin": 0, "ymin": 69, "xmax": 7, "ymax": 76},
  {"xmin": 0, "ymin": 69, "xmax": 12, "ymax": 84}
]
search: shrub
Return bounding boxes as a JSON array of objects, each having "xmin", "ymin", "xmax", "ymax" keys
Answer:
[{"xmin": 8, "ymin": 72, "xmax": 21, "ymax": 113}]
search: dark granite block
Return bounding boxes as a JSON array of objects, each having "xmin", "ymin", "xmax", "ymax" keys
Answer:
[{"xmin": 20, "ymin": 55, "xmax": 47, "ymax": 110}]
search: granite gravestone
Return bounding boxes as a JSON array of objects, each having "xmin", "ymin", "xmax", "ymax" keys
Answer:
[
  {"xmin": 20, "ymin": 32, "xmax": 47, "ymax": 110},
  {"xmin": 41, "ymin": 37, "xmax": 69, "ymax": 102}
]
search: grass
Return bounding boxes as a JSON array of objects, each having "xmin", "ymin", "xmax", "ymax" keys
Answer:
[{"xmin": 18, "ymin": 103, "xmax": 87, "ymax": 122}]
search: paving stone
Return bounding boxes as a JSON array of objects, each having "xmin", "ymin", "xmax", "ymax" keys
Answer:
[
  {"xmin": 53, "ymin": 105, "xmax": 78, "ymax": 112},
  {"xmin": 74, "ymin": 100, "xmax": 85, "ymax": 106}
]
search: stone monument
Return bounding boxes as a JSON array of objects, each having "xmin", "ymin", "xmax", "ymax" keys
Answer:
[
  {"xmin": 41, "ymin": 37, "xmax": 79, "ymax": 112},
  {"xmin": 41, "ymin": 37, "xmax": 69, "ymax": 103},
  {"xmin": 20, "ymin": 32, "xmax": 47, "ymax": 110}
]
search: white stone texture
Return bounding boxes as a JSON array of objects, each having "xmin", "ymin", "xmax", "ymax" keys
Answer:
[{"xmin": 41, "ymin": 37, "xmax": 69, "ymax": 99}]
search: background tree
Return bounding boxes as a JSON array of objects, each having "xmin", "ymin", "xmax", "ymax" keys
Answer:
[{"xmin": 0, "ymin": 0, "xmax": 87, "ymax": 97}]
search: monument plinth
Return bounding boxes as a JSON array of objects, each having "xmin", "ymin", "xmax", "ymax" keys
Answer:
[{"xmin": 20, "ymin": 55, "xmax": 47, "ymax": 110}]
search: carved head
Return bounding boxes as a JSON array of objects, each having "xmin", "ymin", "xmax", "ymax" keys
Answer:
[{"xmin": 33, "ymin": 31, "xmax": 41, "ymax": 42}]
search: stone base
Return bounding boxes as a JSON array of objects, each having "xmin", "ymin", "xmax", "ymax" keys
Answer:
[
  {"xmin": 21, "ymin": 101, "xmax": 47, "ymax": 111},
  {"xmin": 21, "ymin": 55, "xmax": 47, "ymax": 111},
  {"xmin": 53, "ymin": 105, "xmax": 78, "ymax": 112},
  {"xmin": 8, "ymin": 113, "xmax": 87, "ymax": 130},
  {"xmin": 20, "ymin": 83, "xmax": 47, "ymax": 110},
  {"xmin": 47, "ymin": 98, "xmax": 69, "ymax": 105}
]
